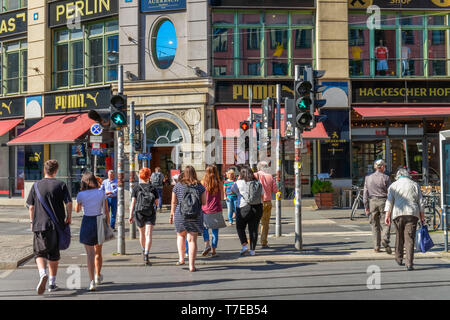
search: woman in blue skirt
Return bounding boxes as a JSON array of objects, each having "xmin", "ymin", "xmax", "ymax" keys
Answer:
[{"xmin": 76, "ymin": 172, "xmax": 108, "ymax": 291}]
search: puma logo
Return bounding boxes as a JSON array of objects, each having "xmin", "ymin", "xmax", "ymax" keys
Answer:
[
  {"xmin": 282, "ymin": 85, "xmax": 294, "ymax": 95},
  {"xmin": 2, "ymin": 101, "xmax": 12, "ymax": 114},
  {"xmin": 86, "ymin": 92, "xmax": 99, "ymax": 106},
  {"xmin": 34, "ymin": 152, "xmax": 41, "ymax": 161}
]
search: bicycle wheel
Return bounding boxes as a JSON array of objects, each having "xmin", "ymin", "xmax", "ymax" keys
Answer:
[
  {"xmin": 424, "ymin": 208, "xmax": 441, "ymax": 232},
  {"xmin": 350, "ymin": 196, "xmax": 359, "ymax": 220}
]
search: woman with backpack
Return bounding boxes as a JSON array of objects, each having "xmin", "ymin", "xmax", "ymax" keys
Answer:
[
  {"xmin": 169, "ymin": 165, "xmax": 206, "ymax": 272},
  {"xmin": 129, "ymin": 168, "xmax": 159, "ymax": 266},
  {"xmin": 76, "ymin": 172, "xmax": 109, "ymax": 291},
  {"xmin": 201, "ymin": 165, "xmax": 226, "ymax": 257},
  {"xmin": 231, "ymin": 166, "xmax": 264, "ymax": 256}
]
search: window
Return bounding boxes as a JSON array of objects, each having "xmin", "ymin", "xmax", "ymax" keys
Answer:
[
  {"xmin": 2, "ymin": 41, "xmax": 27, "ymax": 95},
  {"xmin": 2, "ymin": 0, "xmax": 26, "ymax": 12},
  {"xmin": 349, "ymin": 12, "xmax": 449, "ymax": 78},
  {"xmin": 152, "ymin": 19, "xmax": 177, "ymax": 70},
  {"xmin": 53, "ymin": 19, "xmax": 119, "ymax": 89},
  {"xmin": 213, "ymin": 10, "xmax": 314, "ymax": 77}
]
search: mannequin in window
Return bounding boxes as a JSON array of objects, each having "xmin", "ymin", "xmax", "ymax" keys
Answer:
[
  {"xmin": 401, "ymin": 38, "xmax": 411, "ymax": 76},
  {"xmin": 351, "ymin": 46, "xmax": 363, "ymax": 75},
  {"xmin": 375, "ymin": 40, "xmax": 389, "ymax": 76}
]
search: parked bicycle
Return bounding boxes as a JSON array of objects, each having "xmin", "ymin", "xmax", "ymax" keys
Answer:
[
  {"xmin": 422, "ymin": 192, "xmax": 442, "ymax": 232},
  {"xmin": 350, "ymin": 185, "xmax": 364, "ymax": 220}
]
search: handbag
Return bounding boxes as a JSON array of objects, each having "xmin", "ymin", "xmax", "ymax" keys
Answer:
[
  {"xmin": 34, "ymin": 182, "xmax": 71, "ymax": 250},
  {"xmin": 203, "ymin": 211, "xmax": 227, "ymax": 229},
  {"xmin": 97, "ymin": 199, "xmax": 115, "ymax": 244},
  {"xmin": 417, "ymin": 223, "xmax": 434, "ymax": 253}
]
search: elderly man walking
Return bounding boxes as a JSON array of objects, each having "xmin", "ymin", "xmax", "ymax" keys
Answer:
[
  {"xmin": 363, "ymin": 159, "xmax": 392, "ymax": 254},
  {"xmin": 101, "ymin": 170, "xmax": 118, "ymax": 230},
  {"xmin": 385, "ymin": 168, "xmax": 425, "ymax": 271},
  {"xmin": 255, "ymin": 161, "xmax": 278, "ymax": 249}
]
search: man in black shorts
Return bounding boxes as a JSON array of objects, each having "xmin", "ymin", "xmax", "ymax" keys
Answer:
[{"xmin": 27, "ymin": 160, "xmax": 72, "ymax": 294}]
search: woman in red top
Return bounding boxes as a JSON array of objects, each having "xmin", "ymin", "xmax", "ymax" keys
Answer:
[{"xmin": 201, "ymin": 165, "xmax": 226, "ymax": 257}]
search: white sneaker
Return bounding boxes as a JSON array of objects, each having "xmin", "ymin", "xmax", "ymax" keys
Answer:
[
  {"xmin": 89, "ymin": 280, "xmax": 96, "ymax": 291},
  {"xmin": 95, "ymin": 274, "xmax": 103, "ymax": 285},
  {"xmin": 36, "ymin": 274, "xmax": 48, "ymax": 295},
  {"xmin": 240, "ymin": 246, "xmax": 249, "ymax": 256},
  {"xmin": 249, "ymin": 250, "xmax": 256, "ymax": 256}
]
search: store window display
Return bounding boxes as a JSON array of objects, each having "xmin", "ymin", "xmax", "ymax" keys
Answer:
[{"xmin": 375, "ymin": 40, "xmax": 389, "ymax": 76}]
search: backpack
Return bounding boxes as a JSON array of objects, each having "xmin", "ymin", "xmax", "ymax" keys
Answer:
[
  {"xmin": 135, "ymin": 185, "xmax": 156, "ymax": 216},
  {"xmin": 179, "ymin": 185, "xmax": 201, "ymax": 220},
  {"xmin": 152, "ymin": 172, "xmax": 164, "ymax": 187},
  {"xmin": 246, "ymin": 180, "xmax": 262, "ymax": 205}
]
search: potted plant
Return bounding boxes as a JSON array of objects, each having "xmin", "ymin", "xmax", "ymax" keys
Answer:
[{"xmin": 311, "ymin": 180, "xmax": 334, "ymax": 209}]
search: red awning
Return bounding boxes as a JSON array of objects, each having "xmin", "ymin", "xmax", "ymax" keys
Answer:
[
  {"xmin": 0, "ymin": 118, "xmax": 22, "ymax": 137},
  {"xmin": 7, "ymin": 113, "xmax": 95, "ymax": 146},
  {"xmin": 216, "ymin": 106, "xmax": 329, "ymax": 139},
  {"xmin": 353, "ymin": 107, "xmax": 450, "ymax": 119}
]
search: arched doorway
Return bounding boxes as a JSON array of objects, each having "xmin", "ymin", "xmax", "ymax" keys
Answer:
[{"xmin": 146, "ymin": 119, "xmax": 184, "ymax": 205}]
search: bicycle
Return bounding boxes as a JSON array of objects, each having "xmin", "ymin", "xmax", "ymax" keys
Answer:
[
  {"xmin": 350, "ymin": 185, "xmax": 364, "ymax": 220},
  {"xmin": 422, "ymin": 192, "xmax": 442, "ymax": 232}
]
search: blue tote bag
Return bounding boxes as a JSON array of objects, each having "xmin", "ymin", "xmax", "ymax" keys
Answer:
[{"xmin": 416, "ymin": 224, "xmax": 434, "ymax": 253}]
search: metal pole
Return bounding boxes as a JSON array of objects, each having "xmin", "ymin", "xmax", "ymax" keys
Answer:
[
  {"xmin": 443, "ymin": 205, "xmax": 448, "ymax": 252},
  {"xmin": 275, "ymin": 84, "xmax": 282, "ymax": 238},
  {"xmin": 93, "ymin": 155, "xmax": 97, "ymax": 176},
  {"xmin": 249, "ymin": 87, "xmax": 254, "ymax": 168},
  {"xmin": 295, "ymin": 127, "xmax": 302, "ymax": 250},
  {"xmin": 117, "ymin": 65, "xmax": 126, "ymax": 254},
  {"xmin": 129, "ymin": 102, "xmax": 136, "ymax": 239},
  {"xmin": 142, "ymin": 113, "xmax": 147, "ymax": 168}
]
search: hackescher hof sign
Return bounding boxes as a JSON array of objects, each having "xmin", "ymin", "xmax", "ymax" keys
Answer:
[
  {"xmin": 141, "ymin": 0, "xmax": 186, "ymax": 12},
  {"xmin": 48, "ymin": 0, "xmax": 118, "ymax": 28}
]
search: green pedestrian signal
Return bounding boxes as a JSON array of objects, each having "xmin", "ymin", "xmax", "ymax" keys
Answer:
[
  {"xmin": 111, "ymin": 112, "xmax": 126, "ymax": 125},
  {"xmin": 109, "ymin": 94, "xmax": 127, "ymax": 129}
]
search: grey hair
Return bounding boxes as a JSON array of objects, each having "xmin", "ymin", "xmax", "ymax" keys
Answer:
[
  {"xmin": 374, "ymin": 159, "xmax": 385, "ymax": 169},
  {"xmin": 395, "ymin": 168, "xmax": 410, "ymax": 180},
  {"xmin": 257, "ymin": 161, "xmax": 269, "ymax": 172},
  {"xmin": 108, "ymin": 170, "xmax": 114, "ymax": 174}
]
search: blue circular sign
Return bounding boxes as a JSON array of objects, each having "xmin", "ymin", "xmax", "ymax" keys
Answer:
[{"xmin": 91, "ymin": 123, "xmax": 103, "ymax": 136}]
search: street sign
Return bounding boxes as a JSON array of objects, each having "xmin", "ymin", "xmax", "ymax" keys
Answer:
[
  {"xmin": 92, "ymin": 143, "xmax": 100, "ymax": 149},
  {"xmin": 138, "ymin": 152, "xmax": 152, "ymax": 160},
  {"xmin": 91, "ymin": 148, "xmax": 106, "ymax": 156},
  {"xmin": 90, "ymin": 136, "xmax": 102, "ymax": 143},
  {"xmin": 90, "ymin": 123, "xmax": 103, "ymax": 136}
]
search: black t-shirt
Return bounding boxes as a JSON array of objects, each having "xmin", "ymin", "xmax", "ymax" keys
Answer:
[
  {"xmin": 132, "ymin": 183, "xmax": 159, "ymax": 210},
  {"xmin": 27, "ymin": 178, "xmax": 72, "ymax": 232}
]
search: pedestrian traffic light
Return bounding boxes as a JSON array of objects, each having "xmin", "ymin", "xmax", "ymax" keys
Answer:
[
  {"xmin": 294, "ymin": 71, "xmax": 313, "ymax": 130},
  {"xmin": 261, "ymin": 98, "xmax": 274, "ymax": 129},
  {"xmin": 110, "ymin": 94, "xmax": 127, "ymax": 130},
  {"xmin": 240, "ymin": 120, "xmax": 250, "ymax": 132},
  {"xmin": 304, "ymin": 66, "xmax": 327, "ymax": 130}
]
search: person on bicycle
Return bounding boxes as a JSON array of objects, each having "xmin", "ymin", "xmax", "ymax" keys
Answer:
[
  {"xmin": 363, "ymin": 159, "xmax": 392, "ymax": 254},
  {"xmin": 384, "ymin": 168, "xmax": 425, "ymax": 271}
]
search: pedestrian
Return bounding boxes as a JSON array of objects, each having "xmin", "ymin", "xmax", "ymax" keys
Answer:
[
  {"xmin": 231, "ymin": 166, "xmax": 264, "ymax": 256},
  {"xmin": 363, "ymin": 159, "xmax": 392, "ymax": 254},
  {"xmin": 224, "ymin": 169, "xmax": 238, "ymax": 225},
  {"xmin": 201, "ymin": 165, "xmax": 227, "ymax": 258},
  {"xmin": 129, "ymin": 168, "xmax": 159, "ymax": 266},
  {"xmin": 151, "ymin": 167, "xmax": 165, "ymax": 212},
  {"xmin": 255, "ymin": 161, "xmax": 278, "ymax": 249},
  {"xmin": 169, "ymin": 165, "xmax": 206, "ymax": 272},
  {"xmin": 385, "ymin": 168, "xmax": 425, "ymax": 271},
  {"xmin": 76, "ymin": 172, "xmax": 109, "ymax": 291},
  {"xmin": 27, "ymin": 160, "xmax": 72, "ymax": 294},
  {"xmin": 100, "ymin": 170, "xmax": 118, "ymax": 231}
]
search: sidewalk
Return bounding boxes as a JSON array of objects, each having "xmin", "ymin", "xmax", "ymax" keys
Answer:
[{"xmin": 1, "ymin": 205, "xmax": 448, "ymax": 270}]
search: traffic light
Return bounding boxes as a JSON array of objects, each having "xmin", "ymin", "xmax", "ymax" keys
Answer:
[
  {"xmin": 294, "ymin": 71, "xmax": 313, "ymax": 130},
  {"xmin": 261, "ymin": 98, "xmax": 274, "ymax": 129},
  {"xmin": 240, "ymin": 120, "xmax": 250, "ymax": 132},
  {"xmin": 88, "ymin": 109, "xmax": 110, "ymax": 128},
  {"xmin": 305, "ymin": 66, "xmax": 327, "ymax": 130},
  {"xmin": 110, "ymin": 94, "xmax": 127, "ymax": 129}
]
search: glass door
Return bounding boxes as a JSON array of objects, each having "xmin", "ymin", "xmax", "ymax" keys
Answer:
[{"xmin": 352, "ymin": 140, "xmax": 385, "ymax": 186}]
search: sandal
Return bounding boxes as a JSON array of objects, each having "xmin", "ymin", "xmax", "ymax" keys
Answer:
[
  {"xmin": 189, "ymin": 267, "xmax": 197, "ymax": 272},
  {"xmin": 211, "ymin": 252, "xmax": 219, "ymax": 258},
  {"xmin": 176, "ymin": 261, "xmax": 185, "ymax": 266},
  {"xmin": 202, "ymin": 246, "xmax": 211, "ymax": 256}
]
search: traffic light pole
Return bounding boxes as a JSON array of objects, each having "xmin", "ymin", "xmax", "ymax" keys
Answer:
[
  {"xmin": 117, "ymin": 65, "xmax": 126, "ymax": 255},
  {"xmin": 129, "ymin": 101, "xmax": 136, "ymax": 240},
  {"xmin": 275, "ymin": 84, "xmax": 282, "ymax": 238},
  {"xmin": 248, "ymin": 87, "xmax": 255, "ymax": 168},
  {"xmin": 294, "ymin": 65, "xmax": 302, "ymax": 250}
]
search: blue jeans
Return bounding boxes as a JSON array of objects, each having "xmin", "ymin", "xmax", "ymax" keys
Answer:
[
  {"xmin": 203, "ymin": 227, "xmax": 219, "ymax": 248},
  {"xmin": 156, "ymin": 188, "xmax": 163, "ymax": 209},
  {"xmin": 226, "ymin": 197, "xmax": 237, "ymax": 223},
  {"xmin": 107, "ymin": 197, "xmax": 117, "ymax": 229}
]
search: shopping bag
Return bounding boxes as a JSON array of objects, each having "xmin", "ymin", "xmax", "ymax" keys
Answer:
[{"xmin": 417, "ymin": 224, "xmax": 434, "ymax": 253}]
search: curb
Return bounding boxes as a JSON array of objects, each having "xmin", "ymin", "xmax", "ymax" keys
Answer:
[{"xmin": 0, "ymin": 253, "xmax": 35, "ymax": 270}]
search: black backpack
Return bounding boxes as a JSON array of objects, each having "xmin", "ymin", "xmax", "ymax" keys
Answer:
[
  {"xmin": 151, "ymin": 172, "xmax": 164, "ymax": 187},
  {"xmin": 135, "ymin": 185, "xmax": 156, "ymax": 216},
  {"xmin": 247, "ymin": 180, "xmax": 262, "ymax": 205},
  {"xmin": 179, "ymin": 185, "xmax": 201, "ymax": 220}
]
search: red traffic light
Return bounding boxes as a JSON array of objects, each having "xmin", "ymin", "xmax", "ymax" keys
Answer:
[{"xmin": 240, "ymin": 121, "xmax": 250, "ymax": 132}]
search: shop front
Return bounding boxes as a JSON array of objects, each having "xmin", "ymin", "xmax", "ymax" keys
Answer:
[
  {"xmin": 7, "ymin": 86, "xmax": 113, "ymax": 197},
  {"xmin": 351, "ymin": 80, "xmax": 449, "ymax": 186}
]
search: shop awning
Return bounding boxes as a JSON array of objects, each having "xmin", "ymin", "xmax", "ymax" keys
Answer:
[
  {"xmin": 353, "ymin": 107, "xmax": 450, "ymax": 119},
  {"xmin": 216, "ymin": 106, "xmax": 329, "ymax": 139},
  {"xmin": 0, "ymin": 118, "xmax": 22, "ymax": 137},
  {"xmin": 7, "ymin": 113, "xmax": 95, "ymax": 146}
]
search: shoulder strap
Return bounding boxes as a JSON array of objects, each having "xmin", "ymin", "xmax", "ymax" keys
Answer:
[{"xmin": 34, "ymin": 182, "xmax": 62, "ymax": 231}]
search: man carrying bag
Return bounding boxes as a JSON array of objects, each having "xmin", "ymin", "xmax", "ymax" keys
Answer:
[{"xmin": 27, "ymin": 160, "xmax": 72, "ymax": 294}]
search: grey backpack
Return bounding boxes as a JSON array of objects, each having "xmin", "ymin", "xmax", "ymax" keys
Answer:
[
  {"xmin": 246, "ymin": 181, "xmax": 262, "ymax": 205},
  {"xmin": 180, "ymin": 185, "xmax": 201, "ymax": 220}
]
